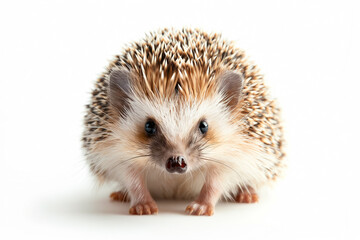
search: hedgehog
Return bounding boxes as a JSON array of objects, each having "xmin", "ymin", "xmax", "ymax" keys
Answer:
[{"xmin": 82, "ymin": 28, "xmax": 284, "ymax": 216}]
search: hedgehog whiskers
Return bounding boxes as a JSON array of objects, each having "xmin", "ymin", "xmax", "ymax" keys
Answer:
[
  {"xmin": 200, "ymin": 157, "xmax": 243, "ymax": 184},
  {"xmin": 110, "ymin": 154, "xmax": 151, "ymax": 170},
  {"xmin": 201, "ymin": 159, "xmax": 251, "ymax": 196}
]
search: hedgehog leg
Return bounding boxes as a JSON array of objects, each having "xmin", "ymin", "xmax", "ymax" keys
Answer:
[
  {"xmin": 185, "ymin": 178, "xmax": 222, "ymax": 216},
  {"xmin": 109, "ymin": 191, "xmax": 130, "ymax": 202},
  {"xmin": 233, "ymin": 186, "xmax": 258, "ymax": 203},
  {"xmin": 123, "ymin": 169, "xmax": 158, "ymax": 215}
]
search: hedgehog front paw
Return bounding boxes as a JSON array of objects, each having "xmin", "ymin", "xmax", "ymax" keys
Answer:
[
  {"xmin": 185, "ymin": 201, "xmax": 214, "ymax": 216},
  {"xmin": 129, "ymin": 201, "xmax": 158, "ymax": 215}
]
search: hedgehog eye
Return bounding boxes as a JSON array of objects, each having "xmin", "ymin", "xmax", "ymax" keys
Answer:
[
  {"xmin": 199, "ymin": 121, "xmax": 208, "ymax": 134},
  {"xmin": 145, "ymin": 120, "xmax": 157, "ymax": 135}
]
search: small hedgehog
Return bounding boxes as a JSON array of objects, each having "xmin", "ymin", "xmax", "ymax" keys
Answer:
[{"xmin": 82, "ymin": 28, "xmax": 284, "ymax": 216}]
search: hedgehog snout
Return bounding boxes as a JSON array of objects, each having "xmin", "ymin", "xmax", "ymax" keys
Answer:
[{"xmin": 165, "ymin": 156, "xmax": 187, "ymax": 174}]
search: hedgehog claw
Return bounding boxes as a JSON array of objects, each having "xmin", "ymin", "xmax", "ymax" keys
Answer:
[
  {"xmin": 129, "ymin": 202, "xmax": 158, "ymax": 215},
  {"xmin": 234, "ymin": 187, "xmax": 258, "ymax": 203},
  {"xmin": 185, "ymin": 201, "xmax": 214, "ymax": 216}
]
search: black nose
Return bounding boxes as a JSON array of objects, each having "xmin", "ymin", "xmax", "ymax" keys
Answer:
[{"xmin": 166, "ymin": 156, "xmax": 187, "ymax": 173}]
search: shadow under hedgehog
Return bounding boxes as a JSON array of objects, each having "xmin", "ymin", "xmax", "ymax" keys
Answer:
[{"xmin": 82, "ymin": 28, "xmax": 285, "ymax": 216}]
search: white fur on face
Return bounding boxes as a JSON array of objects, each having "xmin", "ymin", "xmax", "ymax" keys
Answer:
[
  {"xmin": 124, "ymin": 94, "xmax": 230, "ymax": 141},
  {"xmin": 87, "ymin": 92, "xmax": 277, "ymax": 200}
]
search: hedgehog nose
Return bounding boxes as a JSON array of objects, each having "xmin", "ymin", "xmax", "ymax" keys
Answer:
[{"xmin": 166, "ymin": 156, "xmax": 187, "ymax": 174}]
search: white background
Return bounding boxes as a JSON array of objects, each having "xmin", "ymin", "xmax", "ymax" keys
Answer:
[{"xmin": 1, "ymin": 0, "xmax": 359, "ymax": 239}]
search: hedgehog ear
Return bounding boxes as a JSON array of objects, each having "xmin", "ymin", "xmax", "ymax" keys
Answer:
[
  {"xmin": 217, "ymin": 71, "xmax": 244, "ymax": 109},
  {"xmin": 108, "ymin": 68, "xmax": 133, "ymax": 114}
]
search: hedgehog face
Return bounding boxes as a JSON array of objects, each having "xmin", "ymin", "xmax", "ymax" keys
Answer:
[
  {"xmin": 108, "ymin": 68, "xmax": 243, "ymax": 174},
  {"xmin": 126, "ymin": 96, "xmax": 229, "ymax": 174}
]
